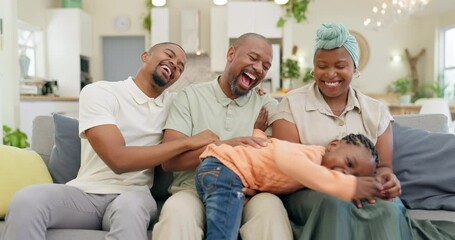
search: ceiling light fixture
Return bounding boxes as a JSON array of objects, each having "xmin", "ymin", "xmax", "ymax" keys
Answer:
[
  {"xmin": 274, "ymin": 0, "xmax": 289, "ymax": 5},
  {"xmin": 213, "ymin": 0, "xmax": 228, "ymax": 6},
  {"xmin": 152, "ymin": 0, "xmax": 166, "ymax": 7},
  {"xmin": 364, "ymin": 0, "xmax": 431, "ymax": 30}
]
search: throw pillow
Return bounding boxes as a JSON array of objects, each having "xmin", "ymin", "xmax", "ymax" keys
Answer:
[
  {"xmin": 393, "ymin": 123, "xmax": 455, "ymax": 211},
  {"xmin": 48, "ymin": 113, "xmax": 81, "ymax": 183},
  {"xmin": 0, "ymin": 145, "xmax": 52, "ymax": 219}
]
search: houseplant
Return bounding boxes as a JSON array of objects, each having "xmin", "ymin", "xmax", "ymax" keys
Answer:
[
  {"xmin": 302, "ymin": 67, "xmax": 313, "ymax": 84},
  {"xmin": 389, "ymin": 77, "xmax": 412, "ymax": 104},
  {"xmin": 280, "ymin": 58, "xmax": 301, "ymax": 90},
  {"xmin": 2, "ymin": 125, "xmax": 30, "ymax": 149},
  {"xmin": 142, "ymin": 0, "xmax": 153, "ymax": 31},
  {"xmin": 276, "ymin": 0, "xmax": 312, "ymax": 27}
]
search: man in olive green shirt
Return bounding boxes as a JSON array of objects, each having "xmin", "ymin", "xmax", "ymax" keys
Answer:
[{"xmin": 152, "ymin": 33, "xmax": 292, "ymax": 240}]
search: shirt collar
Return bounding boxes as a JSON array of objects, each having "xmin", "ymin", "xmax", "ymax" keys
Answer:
[
  {"xmin": 126, "ymin": 77, "xmax": 165, "ymax": 106},
  {"xmin": 212, "ymin": 77, "xmax": 252, "ymax": 107},
  {"xmin": 306, "ymin": 82, "xmax": 360, "ymax": 113}
]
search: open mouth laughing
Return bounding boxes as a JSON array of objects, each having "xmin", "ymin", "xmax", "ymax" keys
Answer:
[
  {"xmin": 160, "ymin": 64, "xmax": 173, "ymax": 80},
  {"xmin": 239, "ymin": 71, "xmax": 257, "ymax": 89}
]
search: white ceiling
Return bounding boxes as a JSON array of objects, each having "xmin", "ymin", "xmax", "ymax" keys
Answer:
[{"xmin": 418, "ymin": 0, "xmax": 455, "ymax": 15}]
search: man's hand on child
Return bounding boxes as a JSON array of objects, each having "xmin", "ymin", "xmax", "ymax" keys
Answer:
[
  {"xmin": 188, "ymin": 130, "xmax": 219, "ymax": 150},
  {"xmin": 218, "ymin": 136, "xmax": 270, "ymax": 148}
]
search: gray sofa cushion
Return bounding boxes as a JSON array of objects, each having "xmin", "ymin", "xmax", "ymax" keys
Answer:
[
  {"xmin": 393, "ymin": 122, "xmax": 455, "ymax": 211},
  {"xmin": 31, "ymin": 116, "xmax": 55, "ymax": 165},
  {"xmin": 48, "ymin": 114, "xmax": 81, "ymax": 183}
]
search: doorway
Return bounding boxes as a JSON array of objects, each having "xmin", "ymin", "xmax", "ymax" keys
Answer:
[{"xmin": 102, "ymin": 36, "xmax": 145, "ymax": 81}]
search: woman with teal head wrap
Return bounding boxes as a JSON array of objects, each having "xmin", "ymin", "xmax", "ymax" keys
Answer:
[
  {"xmin": 270, "ymin": 23, "xmax": 412, "ymax": 239},
  {"xmin": 314, "ymin": 23, "xmax": 359, "ymax": 69}
]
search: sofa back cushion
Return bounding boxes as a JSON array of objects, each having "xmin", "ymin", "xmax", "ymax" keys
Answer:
[{"xmin": 393, "ymin": 122, "xmax": 455, "ymax": 211}]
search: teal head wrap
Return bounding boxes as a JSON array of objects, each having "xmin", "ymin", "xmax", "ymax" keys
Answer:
[{"xmin": 314, "ymin": 23, "xmax": 359, "ymax": 68}]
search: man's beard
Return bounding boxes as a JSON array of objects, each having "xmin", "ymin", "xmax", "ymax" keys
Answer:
[
  {"xmin": 152, "ymin": 72, "xmax": 167, "ymax": 87},
  {"xmin": 230, "ymin": 77, "xmax": 254, "ymax": 97}
]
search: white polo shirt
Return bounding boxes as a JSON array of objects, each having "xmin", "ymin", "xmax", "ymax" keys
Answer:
[{"xmin": 67, "ymin": 77, "xmax": 176, "ymax": 194}]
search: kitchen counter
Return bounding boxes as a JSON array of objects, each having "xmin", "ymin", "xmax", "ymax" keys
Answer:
[
  {"xmin": 20, "ymin": 95, "xmax": 79, "ymax": 101},
  {"xmin": 20, "ymin": 96, "xmax": 79, "ymax": 139}
]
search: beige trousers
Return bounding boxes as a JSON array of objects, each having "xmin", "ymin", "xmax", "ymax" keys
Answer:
[{"xmin": 152, "ymin": 189, "xmax": 292, "ymax": 240}]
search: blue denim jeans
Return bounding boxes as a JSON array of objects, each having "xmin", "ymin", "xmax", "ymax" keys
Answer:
[{"xmin": 195, "ymin": 157, "xmax": 245, "ymax": 240}]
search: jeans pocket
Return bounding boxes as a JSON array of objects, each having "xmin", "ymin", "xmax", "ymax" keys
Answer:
[{"xmin": 196, "ymin": 158, "xmax": 222, "ymax": 195}]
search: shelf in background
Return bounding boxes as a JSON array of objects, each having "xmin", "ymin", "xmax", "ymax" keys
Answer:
[{"xmin": 20, "ymin": 95, "xmax": 79, "ymax": 102}]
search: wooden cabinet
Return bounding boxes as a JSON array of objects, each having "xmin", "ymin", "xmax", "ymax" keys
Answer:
[
  {"xmin": 210, "ymin": 2, "xmax": 282, "ymax": 73},
  {"xmin": 210, "ymin": 7, "xmax": 228, "ymax": 72},
  {"xmin": 151, "ymin": 8, "xmax": 169, "ymax": 45},
  {"xmin": 227, "ymin": 2, "xmax": 282, "ymax": 38},
  {"xmin": 20, "ymin": 96, "xmax": 79, "ymax": 139},
  {"xmin": 46, "ymin": 9, "xmax": 92, "ymax": 97}
]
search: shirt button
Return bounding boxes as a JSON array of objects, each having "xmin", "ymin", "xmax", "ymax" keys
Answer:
[{"xmin": 336, "ymin": 119, "xmax": 344, "ymax": 126}]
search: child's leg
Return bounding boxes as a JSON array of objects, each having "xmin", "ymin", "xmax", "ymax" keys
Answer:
[{"xmin": 195, "ymin": 157, "xmax": 245, "ymax": 240}]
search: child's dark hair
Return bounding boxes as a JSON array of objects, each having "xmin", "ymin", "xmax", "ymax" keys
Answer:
[{"xmin": 341, "ymin": 133, "xmax": 379, "ymax": 168}]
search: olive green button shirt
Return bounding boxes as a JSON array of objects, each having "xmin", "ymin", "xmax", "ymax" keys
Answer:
[
  {"xmin": 164, "ymin": 78, "xmax": 278, "ymax": 193},
  {"xmin": 269, "ymin": 82, "xmax": 393, "ymax": 146}
]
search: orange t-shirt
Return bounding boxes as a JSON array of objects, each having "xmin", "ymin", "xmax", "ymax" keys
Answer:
[{"xmin": 200, "ymin": 129, "xmax": 356, "ymax": 200}]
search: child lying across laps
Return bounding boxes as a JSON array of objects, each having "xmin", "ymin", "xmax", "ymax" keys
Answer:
[{"xmin": 195, "ymin": 130, "xmax": 383, "ymax": 240}]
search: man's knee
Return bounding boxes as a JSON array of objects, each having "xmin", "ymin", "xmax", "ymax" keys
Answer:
[
  {"xmin": 110, "ymin": 192, "xmax": 157, "ymax": 218},
  {"xmin": 160, "ymin": 190, "xmax": 203, "ymax": 219}
]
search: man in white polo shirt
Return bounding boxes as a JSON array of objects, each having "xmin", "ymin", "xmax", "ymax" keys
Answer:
[
  {"xmin": 2, "ymin": 42, "xmax": 218, "ymax": 240},
  {"xmin": 152, "ymin": 33, "xmax": 292, "ymax": 240}
]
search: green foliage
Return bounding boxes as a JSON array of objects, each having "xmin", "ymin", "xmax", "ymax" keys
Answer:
[
  {"xmin": 142, "ymin": 0, "xmax": 152, "ymax": 32},
  {"xmin": 277, "ymin": 0, "xmax": 312, "ymax": 28},
  {"xmin": 412, "ymin": 82, "xmax": 451, "ymax": 102},
  {"xmin": 411, "ymin": 73, "xmax": 453, "ymax": 102},
  {"xmin": 3, "ymin": 125, "xmax": 30, "ymax": 149},
  {"xmin": 302, "ymin": 68, "xmax": 313, "ymax": 83},
  {"xmin": 389, "ymin": 77, "xmax": 411, "ymax": 95},
  {"xmin": 280, "ymin": 59, "xmax": 301, "ymax": 80}
]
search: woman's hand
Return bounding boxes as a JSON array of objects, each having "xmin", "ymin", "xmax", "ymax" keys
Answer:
[
  {"xmin": 352, "ymin": 177, "xmax": 383, "ymax": 208},
  {"xmin": 375, "ymin": 166, "xmax": 402, "ymax": 200},
  {"xmin": 254, "ymin": 107, "xmax": 268, "ymax": 131}
]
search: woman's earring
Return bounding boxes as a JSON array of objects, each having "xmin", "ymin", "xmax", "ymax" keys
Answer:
[{"xmin": 353, "ymin": 69, "xmax": 361, "ymax": 79}]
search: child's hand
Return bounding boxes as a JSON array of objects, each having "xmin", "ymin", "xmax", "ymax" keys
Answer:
[
  {"xmin": 353, "ymin": 177, "xmax": 383, "ymax": 208},
  {"xmin": 375, "ymin": 167, "xmax": 401, "ymax": 200},
  {"xmin": 254, "ymin": 107, "xmax": 268, "ymax": 131}
]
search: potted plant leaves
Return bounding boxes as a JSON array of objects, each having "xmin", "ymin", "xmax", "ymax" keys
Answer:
[
  {"xmin": 280, "ymin": 58, "xmax": 301, "ymax": 90},
  {"xmin": 389, "ymin": 77, "xmax": 412, "ymax": 104}
]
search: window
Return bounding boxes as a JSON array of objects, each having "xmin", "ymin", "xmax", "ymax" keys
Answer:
[
  {"xmin": 442, "ymin": 26, "xmax": 455, "ymax": 99},
  {"xmin": 17, "ymin": 20, "xmax": 44, "ymax": 79}
]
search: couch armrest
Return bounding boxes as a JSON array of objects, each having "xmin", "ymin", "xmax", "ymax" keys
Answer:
[{"xmin": 31, "ymin": 116, "xmax": 55, "ymax": 165}]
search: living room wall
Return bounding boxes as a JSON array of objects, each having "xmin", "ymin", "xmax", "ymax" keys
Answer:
[
  {"xmin": 3, "ymin": 0, "xmax": 455, "ymax": 129},
  {"xmin": 80, "ymin": 0, "xmax": 455, "ymax": 94}
]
